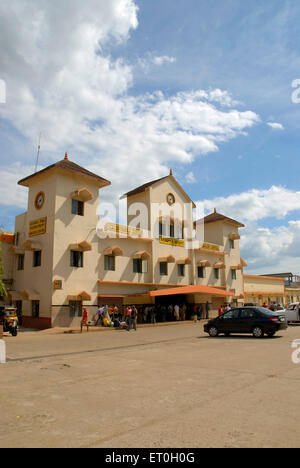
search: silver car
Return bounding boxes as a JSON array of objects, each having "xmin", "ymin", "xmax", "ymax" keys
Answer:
[{"xmin": 282, "ymin": 303, "xmax": 300, "ymax": 324}]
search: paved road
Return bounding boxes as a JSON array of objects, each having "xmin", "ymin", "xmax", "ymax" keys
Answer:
[{"xmin": 1, "ymin": 323, "xmax": 300, "ymax": 448}]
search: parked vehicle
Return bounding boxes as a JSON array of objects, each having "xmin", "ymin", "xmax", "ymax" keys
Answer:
[
  {"xmin": 204, "ymin": 306, "xmax": 287, "ymax": 338},
  {"xmin": 281, "ymin": 303, "xmax": 300, "ymax": 324},
  {"xmin": 0, "ymin": 306, "xmax": 18, "ymax": 337}
]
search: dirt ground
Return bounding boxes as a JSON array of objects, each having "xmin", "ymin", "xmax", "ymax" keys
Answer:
[{"xmin": 1, "ymin": 322, "xmax": 300, "ymax": 448}]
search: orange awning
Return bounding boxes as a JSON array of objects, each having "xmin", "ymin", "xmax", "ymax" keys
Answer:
[
  {"xmin": 69, "ymin": 241, "xmax": 92, "ymax": 252},
  {"xmin": 103, "ymin": 246, "xmax": 124, "ymax": 256},
  {"xmin": 146, "ymin": 285, "xmax": 234, "ymax": 298},
  {"xmin": 177, "ymin": 257, "xmax": 192, "ymax": 265},
  {"xmin": 133, "ymin": 251, "xmax": 151, "ymax": 260},
  {"xmin": 72, "ymin": 188, "xmax": 93, "ymax": 202},
  {"xmin": 158, "ymin": 255, "xmax": 176, "ymax": 263},
  {"xmin": 68, "ymin": 291, "xmax": 91, "ymax": 301},
  {"xmin": 20, "ymin": 290, "xmax": 40, "ymax": 300},
  {"xmin": 197, "ymin": 260, "xmax": 211, "ymax": 267},
  {"xmin": 22, "ymin": 240, "xmax": 41, "ymax": 251},
  {"xmin": 229, "ymin": 232, "xmax": 240, "ymax": 240},
  {"xmin": 214, "ymin": 262, "xmax": 225, "ymax": 269},
  {"xmin": 230, "ymin": 264, "xmax": 243, "ymax": 270}
]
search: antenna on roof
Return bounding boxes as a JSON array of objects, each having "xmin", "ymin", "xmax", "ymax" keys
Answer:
[{"xmin": 34, "ymin": 132, "xmax": 42, "ymax": 173}]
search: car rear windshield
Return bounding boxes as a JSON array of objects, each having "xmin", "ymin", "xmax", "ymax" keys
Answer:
[{"xmin": 256, "ymin": 307, "xmax": 282, "ymax": 316}]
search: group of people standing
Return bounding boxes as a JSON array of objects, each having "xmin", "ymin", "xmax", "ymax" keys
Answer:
[{"xmin": 90, "ymin": 301, "xmax": 212, "ymax": 331}]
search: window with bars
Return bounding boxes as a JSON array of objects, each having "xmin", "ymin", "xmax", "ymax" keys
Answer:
[
  {"xmin": 70, "ymin": 250, "xmax": 83, "ymax": 268},
  {"xmin": 72, "ymin": 199, "xmax": 84, "ymax": 216},
  {"xmin": 104, "ymin": 255, "xmax": 115, "ymax": 271},
  {"xmin": 69, "ymin": 301, "xmax": 82, "ymax": 318}
]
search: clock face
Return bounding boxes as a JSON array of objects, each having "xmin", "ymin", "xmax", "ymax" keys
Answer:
[
  {"xmin": 167, "ymin": 193, "xmax": 175, "ymax": 205},
  {"xmin": 35, "ymin": 192, "xmax": 45, "ymax": 210}
]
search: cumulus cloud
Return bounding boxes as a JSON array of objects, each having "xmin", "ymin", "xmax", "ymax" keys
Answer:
[
  {"xmin": 201, "ymin": 186, "xmax": 300, "ymax": 223},
  {"xmin": 267, "ymin": 122, "xmax": 284, "ymax": 130},
  {"xmin": 0, "ymin": 0, "xmax": 260, "ymax": 209},
  {"xmin": 185, "ymin": 172, "xmax": 196, "ymax": 184},
  {"xmin": 152, "ymin": 55, "xmax": 176, "ymax": 66},
  {"xmin": 200, "ymin": 187, "xmax": 300, "ymax": 275}
]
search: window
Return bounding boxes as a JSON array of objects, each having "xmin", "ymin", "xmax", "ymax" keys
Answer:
[
  {"xmin": 133, "ymin": 258, "xmax": 142, "ymax": 273},
  {"xmin": 240, "ymin": 308, "xmax": 256, "ymax": 319},
  {"xmin": 214, "ymin": 268, "xmax": 219, "ymax": 280},
  {"xmin": 33, "ymin": 250, "xmax": 42, "ymax": 268},
  {"xmin": 69, "ymin": 300, "xmax": 82, "ymax": 318},
  {"xmin": 159, "ymin": 221, "xmax": 164, "ymax": 236},
  {"xmin": 198, "ymin": 266, "xmax": 205, "ymax": 278},
  {"xmin": 229, "ymin": 239, "xmax": 234, "ymax": 249},
  {"xmin": 72, "ymin": 199, "xmax": 84, "ymax": 216},
  {"xmin": 17, "ymin": 254, "xmax": 24, "ymax": 271},
  {"xmin": 221, "ymin": 309, "xmax": 240, "ymax": 320},
  {"xmin": 160, "ymin": 262, "xmax": 168, "ymax": 276},
  {"xmin": 70, "ymin": 250, "xmax": 83, "ymax": 268},
  {"xmin": 231, "ymin": 269, "xmax": 237, "ymax": 280},
  {"xmin": 178, "ymin": 264, "xmax": 185, "ymax": 277},
  {"xmin": 104, "ymin": 255, "xmax": 115, "ymax": 271},
  {"xmin": 32, "ymin": 300, "xmax": 40, "ymax": 318},
  {"xmin": 169, "ymin": 220, "xmax": 175, "ymax": 238}
]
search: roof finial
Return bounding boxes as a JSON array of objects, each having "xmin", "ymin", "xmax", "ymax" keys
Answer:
[
  {"xmin": 214, "ymin": 207, "xmax": 217, "ymax": 213},
  {"xmin": 170, "ymin": 168, "xmax": 173, "ymax": 176},
  {"xmin": 64, "ymin": 152, "xmax": 68, "ymax": 160}
]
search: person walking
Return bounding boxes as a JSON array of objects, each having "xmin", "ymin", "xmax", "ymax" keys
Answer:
[
  {"xmin": 131, "ymin": 306, "xmax": 138, "ymax": 331},
  {"xmin": 125, "ymin": 306, "xmax": 132, "ymax": 331},
  {"xmin": 192, "ymin": 304, "xmax": 198, "ymax": 323},
  {"xmin": 218, "ymin": 305, "xmax": 224, "ymax": 316},
  {"xmin": 95, "ymin": 305, "xmax": 104, "ymax": 326},
  {"xmin": 150, "ymin": 306, "xmax": 156, "ymax": 324},
  {"xmin": 205, "ymin": 301, "xmax": 210, "ymax": 319},
  {"xmin": 80, "ymin": 307, "xmax": 89, "ymax": 333},
  {"xmin": 198, "ymin": 304, "xmax": 203, "ymax": 320}
]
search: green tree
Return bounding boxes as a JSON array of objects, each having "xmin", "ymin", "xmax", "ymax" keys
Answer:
[{"xmin": 0, "ymin": 241, "xmax": 7, "ymax": 297}]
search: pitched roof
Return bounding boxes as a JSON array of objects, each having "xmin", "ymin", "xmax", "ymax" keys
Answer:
[
  {"xmin": 202, "ymin": 209, "xmax": 244, "ymax": 228},
  {"xmin": 121, "ymin": 175, "xmax": 169, "ymax": 199},
  {"xmin": 120, "ymin": 171, "xmax": 196, "ymax": 208},
  {"xmin": 18, "ymin": 153, "xmax": 111, "ymax": 188}
]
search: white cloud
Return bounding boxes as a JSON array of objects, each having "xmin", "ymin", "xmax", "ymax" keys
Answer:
[
  {"xmin": 152, "ymin": 55, "xmax": 176, "ymax": 66},
  {"xmin": 0, "ymin": 0, "xmax": 260, "ymax": 208},
  {"xmin": 200, "ymin": 186, "xmax": 300, "ymax": 275},
  {"xmin": 267, "ymin": 122, "xmax": 284, "ymax": 130},
  {"xmin": 0, "ymin": 163, "xmax": 30, "ymax": 209},
  {"xmin": 186, "ymin": 172, "xmax": 196, "ymax": 184},
  {"xmin": 201, "ymin": 186, "xmax": 300, "ymax": 223},
  {"xmin": 240, "ymin": 220, "xmax": 300, "ymax": 275}
]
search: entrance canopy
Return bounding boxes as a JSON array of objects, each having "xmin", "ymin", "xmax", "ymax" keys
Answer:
[{"xmin": 146, "ymin": 285, "xmax": 234, "ymax": 298}]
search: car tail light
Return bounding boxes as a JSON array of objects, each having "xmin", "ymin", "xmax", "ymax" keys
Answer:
[{"xmin": 269, "ymin": 317, "xmax": 279, "ymax": 322}]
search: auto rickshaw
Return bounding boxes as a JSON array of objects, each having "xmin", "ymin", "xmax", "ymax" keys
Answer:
[{"xmin": 0, "ymin": 306, "xmax": 18, "ymax": 336}]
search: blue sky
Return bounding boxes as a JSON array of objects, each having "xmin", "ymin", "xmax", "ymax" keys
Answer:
[{"xmin": 0, "ymin": 0, "xmax": 300, "ymax": 273}]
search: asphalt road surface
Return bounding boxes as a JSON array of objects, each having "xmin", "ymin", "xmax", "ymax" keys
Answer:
[{"xmin": 1, "ymin": 322, "xmax": 300, "ymax": 448}]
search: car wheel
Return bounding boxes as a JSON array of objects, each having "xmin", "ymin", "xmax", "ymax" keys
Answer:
[
  {"xmin": 252, "ymin": 326, "xmax": 264, "ymax": 338},
  {"xmin": 208, "ymin": 326, "xmax": 219, "ymax": 337}
]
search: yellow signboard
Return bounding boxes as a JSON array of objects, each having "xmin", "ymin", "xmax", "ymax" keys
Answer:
[
  {"xmin": 202, "ymin": 242, "xmax": 220, "ymax": 252},
  {"xmin": 159, "ymin": 236, "xmax": 185, "ymax": 247},
  {"xmin": 104, "ymin": 222, "xmax": 143, "ymax": 237},
  {"xmin": 29, "ymin": 217, "xmax": 47, "ymax": 238},
  {"xmin": 53, "ymin": 280, "xmax": 62, "ymax": 290}
]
